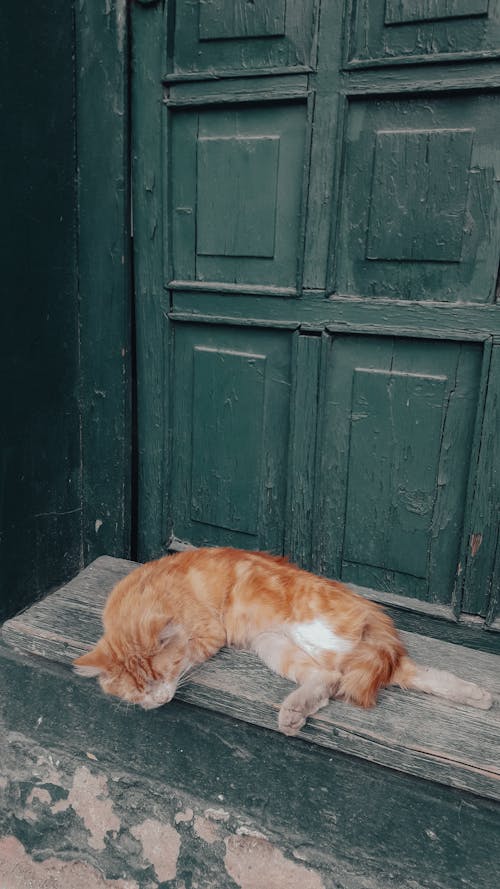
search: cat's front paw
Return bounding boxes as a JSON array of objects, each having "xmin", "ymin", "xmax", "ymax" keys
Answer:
[{"xmin": 278, "ymin": 704, "xmax": 306, "ymax": 736}]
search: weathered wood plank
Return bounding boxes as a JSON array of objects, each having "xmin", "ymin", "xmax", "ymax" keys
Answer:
[
  {"xmin": 132, "ymin": 0, "xmax": 169, "ymax": 560},
  {"xmin": 77, "ymin": 0, "xmax": 131, "ymax": 562},
  {"xmin": 169, "ymin": 291, "xmax": 500, "ymax": 339},
  {"xmin": 3, "ymin": 557, "xmax": 500, "ymax": 801},
  {"xmin": 285, "ymin": 333, "xmax": 322, "ymax": 567},
  {"xmin": 166, "ymin": 73, "xmax": 309, "ymax": 106},
  {"xmin": 462, "ymin": 345, "xmax": 500, "ymax": 615}
]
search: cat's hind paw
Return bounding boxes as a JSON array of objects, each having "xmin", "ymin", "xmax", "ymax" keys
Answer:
[
  {"xmin": 278, "ymin": 704, "xmax": 306, "ymax": 736},
  {"xmin": 462, "ymin": 684, "xmax": 493, "ymax": 710}
]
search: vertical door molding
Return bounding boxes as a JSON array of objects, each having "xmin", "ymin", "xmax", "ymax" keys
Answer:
[{"xmin": 77, "ymin": 0, "xmax": 132, "ymax": 562}]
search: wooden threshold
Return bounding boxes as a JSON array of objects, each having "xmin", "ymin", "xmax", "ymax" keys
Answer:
[{"xmin": 2, "ymin": 556, "xmax": 500, "ymax": 802}]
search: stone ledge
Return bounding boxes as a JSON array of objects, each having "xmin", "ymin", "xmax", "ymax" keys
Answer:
[{"xmin": 2, "ymin": 556, "xmax": 500, "ymax": 802}]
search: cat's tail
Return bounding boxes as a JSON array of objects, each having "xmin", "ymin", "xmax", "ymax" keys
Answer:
[{"xmin": 391, "ymin": 656, "xmax": 493, "ymax": 710}]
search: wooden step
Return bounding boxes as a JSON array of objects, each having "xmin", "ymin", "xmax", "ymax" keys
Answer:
[{"xmin": 3, "ymin": 556, "xmax": 500, "ymax": 802}]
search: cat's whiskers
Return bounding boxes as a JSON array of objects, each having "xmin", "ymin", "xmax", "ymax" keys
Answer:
[{"xmin": 176, "ymin": 664, "xmax": 202, "ymax": 689}]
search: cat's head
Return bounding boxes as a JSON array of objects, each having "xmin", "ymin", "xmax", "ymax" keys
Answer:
[{"xmin": 73, "ymin": 620, "xmax": 189, "ymax": 709}]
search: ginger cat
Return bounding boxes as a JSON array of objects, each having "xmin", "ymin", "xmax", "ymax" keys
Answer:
[{"xmin": 74, "ymin": 548, "xmax": 493, "ymax": 734}]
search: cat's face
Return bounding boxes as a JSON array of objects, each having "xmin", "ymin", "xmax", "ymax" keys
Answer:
[{"xmin": 73, "ymin": 624, "xmax": 189, "ymax": 709}]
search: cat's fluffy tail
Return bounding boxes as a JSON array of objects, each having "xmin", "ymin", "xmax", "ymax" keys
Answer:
[{"xmin": 391, "ymin": 656, "xmax": 493, "ymax": 710}]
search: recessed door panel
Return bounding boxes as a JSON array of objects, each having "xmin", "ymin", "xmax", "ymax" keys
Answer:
[
  {"xmin": 170, "ymin": 323, "xmax": 291, "ymax": 551},
  {"xmin": 348, "ymin": 0, "xmax": 499, "ymax": 65},
  {"xmin": 171, "ymin": 0, "xmax": 317, "ymax": 75},
  {"xmin": 335, "ymin": 94, "xmax": 500, "ymax": 302},
  {"xmin": 314, "ymin": 335, "xmax": 482, "ymax": 604},
  {"xmin": 199, "ymin": 0, "xmax": 286, "ymax": 40},
  {"xmin": 170, "ymin": 102, "xmax": 308, "ymax": 291}
]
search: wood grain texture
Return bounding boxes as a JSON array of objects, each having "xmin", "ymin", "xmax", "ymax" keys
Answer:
[
  {"xmin": 198, "ymin": 0, "xmax": 286, "ymax": 41},
  {"xmin": 384, "ymin": 0, "xmax": 489, "ymax": 25},
  {"xmin": 132, "ymin": 0, "xmax": 169, "ymax": 560},
  {"xmin": 462, "ymin": 345, "xmax": 500, "ymax": 614},
  {"xmin": 333, "ymin": 94, "xmax": 500, "ymax": 303},
  {"xmin": 166, "ymin": 73, "xmax": 309, "ymax": 105},
  {"xmin": 285, "ymin": 333, "xmax": 322, "ymax": 568},
  {"xmin": 170, "ymin": 0, "xmax": 318, "ymax": 77},
  {"xmin": 170, "ymin": 101, "xmax": 309, "ymax": 291},
  {"xmin": 313, "ymin": 336, "xmax": 481, "ymax": 605},
  {"xmin": 3, "ymin": 556, "xmax": 500, "ymax": 802},
  {"xmin": 77, "ymin": 0, "xmax": 131, "ymax": 562},
  {"xmin": 347, "ymin": 0, "xmax": 500, "ymax": 66},
  {"xmin": 169, "ymin": 324, "xmax": 291, "ymax": 552},
  {"xmin": 170, "ymin": 291, "xmax": 500, "ymax": 339}
]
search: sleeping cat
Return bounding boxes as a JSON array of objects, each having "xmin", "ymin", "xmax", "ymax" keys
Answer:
[{"xmin": 74, "ymin": 547, "xmax": 493, "ymax": 735}]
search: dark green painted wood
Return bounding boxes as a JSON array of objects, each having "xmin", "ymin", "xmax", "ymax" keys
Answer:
[
  {"xmin": 169, "ymin": 324, "xmax": 291, "ymax": 551},
  {"xmin": 132, "ymin": 0, "xmax": 170, "ymax": 561},
  {"xmin": 199, "ymin": 0, "xmax": 286, "ymax": 41},
  {"xmin": 332, "ymin": 93, "xmax": 500, "ymax": 302},
  {"xmin": 0, "ymin": 0, "xmax": 81, "ymax": 620},
  {"xmin": 367, "ymin": 128, "xmax": 473, "ymax": 262},
  {"xmin": 191, "ymin": 347, "xmax": 266, "ymax": 534},
  {"xmin": 77, "ymin": 0, "xmax": 131, "ymax": 564},
  {"xmin": 285, "ymin": 333, "xmax": 322, "ymax": 567},
  {"xmin": 347, "ymin": 0, "xmax": 500, "ymax": 66},
  {"xmin": 166, "ymin": 72, "xmax": 310, "ymax": 106},
  {"xmin": 133, "ymin": 0, "xmax": 500, "ymax": 647},
  {"xmin": 385, "ymin": 0, "xmax": 489, "ymax": 25},
  {"xmin": 342, "ymin": 58, "xmax": 500, "ymax": 91},
  {"xmin": 313, "ymin": 336, "xmax": 481, "ymax": 604},
  {"xmin": 344, "ymin": 370, "xmax": 448, "ymax": 575},
  {"xmin": 171, "ymin": 290, "xmax": 500, "ymax": 337},
  {"xmin": 197, "ymin": 136, "xmax": 280, "ymax": 258},
  {"xmin": 170, "ymin": 0, "xmax": 318, "ymax": 78},
  {"xmin": 170, "ymin": 101, "xmax": 309, "ymax": 291},
  {"xmin": 462, "ymin": 344, "xmax": 500, "ymax": 615}
]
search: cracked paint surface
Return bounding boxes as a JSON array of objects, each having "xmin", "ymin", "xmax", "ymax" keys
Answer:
[
  {"xmin": 174, "ymin": 807, "xmax": 194, "ymax": 824},
  {"xmin": 225, "ymin": 835, "xmax": 325, "ymax": 889},
  {"xmin": 131, "ymin": 818, "xmax": 181, "ymax": 882},
  {"xmin": 51, "ymin": 766, "xmax": 120, "ymax": 850},
  {"xmin": 0, "ymin": 727, "xmax": 340, "ymax": 889},
  {"xmin": 193, "ymin": 814, "xmax": 220, "ymax": 845},
  {"xmin": 0, "ymin": 836, "xmax": 137, "ymax": 889}
]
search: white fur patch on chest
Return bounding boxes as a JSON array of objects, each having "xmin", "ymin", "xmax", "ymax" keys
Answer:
[{"xmin": 291, "ymin": 620, "xmax": 353, "ymax": 656}]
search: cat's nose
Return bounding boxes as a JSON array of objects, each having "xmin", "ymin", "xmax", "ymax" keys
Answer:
[{"xmin": 140, "ymin": 698, "xmax": 165, "ymax": 710}]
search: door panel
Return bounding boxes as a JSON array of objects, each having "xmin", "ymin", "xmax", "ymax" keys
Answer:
[
  {"xmin": 314, "ymin": 336, "xmax": 482, "ymax": 604},
  {"xmin": 347, "ymin": 0, "xmax": 500, "ymax": 66},
  {"xmin": 132, "ymin": 0, "xmax": 500, "ymax": 640},
  {"xmin": 170, "ymin": 102, "xmax": 309, "ymax": 290},
  {"xmin": 335, "ymin": 93, "xmax": 500, "ymax": 301},
  {"xmin": 169, "ymin": 323, "xmax": 291, "ymax": 551},
  {"xmin": 170, "ymin": 0, "xmax": 317, "ymax": 76}
]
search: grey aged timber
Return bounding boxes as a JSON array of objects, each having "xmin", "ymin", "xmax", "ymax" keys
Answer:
[{"xmin": 3, "ymin": 556, "xmax": 500, "ymax": 803}]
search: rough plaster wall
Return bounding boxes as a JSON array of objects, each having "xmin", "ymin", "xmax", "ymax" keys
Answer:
[{"xmin": 0, "ymin": 729, "xmax": 338, "ymax": 889}]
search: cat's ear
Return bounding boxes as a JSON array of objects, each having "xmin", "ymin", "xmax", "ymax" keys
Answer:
[
  {"xmin": 157, "ymin": 620, "xmax": 179, "ymax": 646},
  {"xmin": 73, "ymin": 643, "xmax": 110, "ymax": 677}
]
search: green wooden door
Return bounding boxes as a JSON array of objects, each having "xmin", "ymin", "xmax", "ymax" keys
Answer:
[{"xmin": 132, "ymin": 0, "xmax": 500, "ymax": 642}]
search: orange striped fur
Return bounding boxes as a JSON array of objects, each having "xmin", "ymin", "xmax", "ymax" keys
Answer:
[{"xmin": 74, "ymin": 548, "xmax": 492, "ymax": 733}]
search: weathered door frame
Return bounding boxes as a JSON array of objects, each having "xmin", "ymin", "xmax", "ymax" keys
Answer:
[
  {"xmin": 77, "ymin": 0, "xmax": 132, "ymax": 566},
  {"xmin": 129, "ymin": 1, "xmax": 500, "ymax": 651}
]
